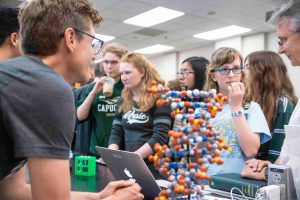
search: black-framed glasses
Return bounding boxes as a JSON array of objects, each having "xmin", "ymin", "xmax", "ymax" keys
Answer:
[
  {"xmin": 177, "ymin": 69, "xmax": 194, "ymax": 78},
  {"xmin": 213, "ymin": 66, "xmax": 243, "ymax": 75},
  {"xmin": 73, "ymin": 28, "xmax": 104, "ymax": 55}
]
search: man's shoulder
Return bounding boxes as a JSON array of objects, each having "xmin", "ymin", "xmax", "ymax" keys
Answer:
[{"xmin": 0, "ymin": 56, "xmax": 69, "ymax": 92}]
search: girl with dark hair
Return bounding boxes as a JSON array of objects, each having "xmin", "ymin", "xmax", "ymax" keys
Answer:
[{"xmin": 178, "ymin": 56, "xmax": 209, "ymax": 90}]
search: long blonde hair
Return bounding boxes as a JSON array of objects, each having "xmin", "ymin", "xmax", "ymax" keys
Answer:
[{"xmin": 118, "ymin": 53, "xmax": 165, "ymax": 113}]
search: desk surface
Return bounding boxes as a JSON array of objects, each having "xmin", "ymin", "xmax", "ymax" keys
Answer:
[{"xmin": 70, "ymin": 161, "xmax": 230, "ymax": 200}]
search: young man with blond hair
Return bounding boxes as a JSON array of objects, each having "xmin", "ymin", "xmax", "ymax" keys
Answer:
[{"xmin": 0, "ymin": 0, "xmax": 143, "ymax": 200}]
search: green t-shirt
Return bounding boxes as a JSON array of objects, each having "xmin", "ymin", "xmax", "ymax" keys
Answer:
[{"xmin": 76, "ymin": 80, "xmax": 123, "ymax": 156}]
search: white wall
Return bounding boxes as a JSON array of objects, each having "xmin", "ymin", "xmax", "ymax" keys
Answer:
[
  {"xmin": 215, "ymin": 37, "xmax": 242, "ymax": 52},
  {"xmin": 178, "ymin": 45, "xmax": 214, "ymax": 64},
  {"xmin": 242, "ymin": 33, "xmax": 266, "ymax": 57},
  {"xmin": 149, "ymin": 31, "xmax": 300, "ymax": 97},
  {"xmin": 149, "ymin": 52, "xmax": 178, "ymax": 82}
]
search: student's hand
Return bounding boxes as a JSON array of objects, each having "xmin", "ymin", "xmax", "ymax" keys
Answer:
[
  {"xmin": 245, "ymin": 159, "xmax": 270, "ymax": 172},
  {"xmin": 96, "ymin": 157, "xmax": 106, "ymax": 165},
  {"xmin": 91, "ymin": 77, "xmax": 106, "ymax": 94},
  {"xmin": 99, "ymin": 180, "xmax": 143, "ymax": 200},
  {"xmin": 241, "ymin": 162, "xmax": 267, "ymax": 181},
  {"xmin": 228, "ymin": 82, "xmax": 245, "ymax": 110}
]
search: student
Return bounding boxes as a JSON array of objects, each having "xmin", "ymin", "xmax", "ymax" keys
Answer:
[
  {"xmin": 108, "ymin": 53, "xmax": 172, "ymax": 159},
  {"xmin": 173, "ymin": 56, "xmax": 209, "ymax": 130},
  {"xmin": 0, "ymin": 0, "xmax": 143, "ymax": 199},
  {"xmin": 178, "ymin": 56, "xmax": 209, "ymax": 90},
  {"xmin": 203, "ymin": 47, "xmax": 271, "ymax": 175},
  {"xmin": 76, "ymin": 43, "xmax": 128, "ymax": 156},
  {"xmin": 0, "ymin": 6, "xmax": 21, "ymax": 60},
  {"xmin": 73, "ymin": 62, "xmax": 105, "ymax": 156},
  {"xmin": 243, "ymin": 51, "xmax": 297, "ymax": 164},
  {"xmin": 241, "ymin": 0, "xmax": 300, "ymax": 197}
]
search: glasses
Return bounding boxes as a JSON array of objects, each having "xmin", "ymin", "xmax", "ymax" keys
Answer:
[
  {"xmin": 213, "ymin": 66, "xmax": 243, "ymax": 75},
  {"xmin": 277, "ymin": 31, "xmax": 299, "ymax": 47},
  {"xmin": 103, "ymin": 60, "xmax": 119, "ymax": 66},
  {"xmin": 73, "ymin": 28, "xmax": 104, "ymax": 55},
  {"xmin": 177, "ymin": 70, "xmax": 194, "ymax": 78}
]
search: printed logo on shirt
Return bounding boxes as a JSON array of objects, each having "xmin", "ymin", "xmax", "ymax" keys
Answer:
[
  {"xmin": 213, "ymin": 119, "xmax": 242, "ymax": 158},
  {"xmin": 98, "ymin": 104, "xmax": 117, "ymax": 112},
  {"xmin": 97, "ymin": 97, "xmax": 119, "ymax": 112},
  {"xmin": 123, "ymin": 107, "xmax": 149, "ymax": 124}
]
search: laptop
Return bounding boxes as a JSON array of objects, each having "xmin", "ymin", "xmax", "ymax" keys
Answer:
[{"xmin": 95, "ymin": 146, "xmax": 162, "ymax": 199}]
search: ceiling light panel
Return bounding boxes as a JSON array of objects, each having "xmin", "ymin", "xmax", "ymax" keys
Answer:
[
  {"xmin": 134, "ymin": 44, "xmax": 174, "ymax": 54},
  {"xmin": 124, "ymin": 7, "xmax": 184, "ymax": 27},
  {"xmin": 193, "ymin": 25, "xmax": 251, "ymax": 40}
]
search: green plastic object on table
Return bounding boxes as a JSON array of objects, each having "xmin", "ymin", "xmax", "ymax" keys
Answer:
[{"xmin": 75, "ymin": 156, "xmax": 96, "ymax": 176}]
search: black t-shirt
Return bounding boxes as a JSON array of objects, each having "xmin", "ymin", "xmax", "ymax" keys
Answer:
[
  {"xmin": 109, "ymin": 100, "xmax": 172, "ymax": 152},
  {"xmin": 0, "ymin": 56, "xmax": 75, "ymax": 180}
]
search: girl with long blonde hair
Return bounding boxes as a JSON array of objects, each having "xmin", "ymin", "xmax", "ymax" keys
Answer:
[{"xmin": 108, "ymin": 53, "xmax": 172, "ymax": 160}]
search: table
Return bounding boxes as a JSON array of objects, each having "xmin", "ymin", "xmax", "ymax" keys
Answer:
[
  {"xmin": 70, "ymin": 161, "xmax": 230, "ymax": 200},
  {"xmin": 71, "ymin": 161, "xmax": 116, "ymax": 193}
]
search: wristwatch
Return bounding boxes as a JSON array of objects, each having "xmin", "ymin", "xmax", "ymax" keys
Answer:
[{"xmin": 231, "ymin": 109, "xmax": 244, "ymax": 117}]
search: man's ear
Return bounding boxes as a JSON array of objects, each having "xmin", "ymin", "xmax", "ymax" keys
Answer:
[
  {"xmin": 63, "ymin": 28, "xmax": 77, "ymax": 53},
  {"xmin": 9, "ymin": 32, "xmax": 19, "ymax": 47}
]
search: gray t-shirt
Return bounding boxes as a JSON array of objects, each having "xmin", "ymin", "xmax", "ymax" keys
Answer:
[{"xmin": 0, "ymin": 56, "xmax": 75, "ymax": 180}]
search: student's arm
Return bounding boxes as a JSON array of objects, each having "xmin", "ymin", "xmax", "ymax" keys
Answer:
[
  {"xmin": 0, "ymin": 160, "xmax": 143, "ymax": 200},
  {"xmin": 71, "ymin": 180, "xmax": 143, "ymax": 200},
  {"xmin": 0, "ymin": 166, "xmax": 31, "ymax": 200},
  {"xmin": 77, "ymin": 78, "xmax": 105, "ymax": 121},
  {"xmin": 229, "ymin": 82, "xmax": 260, "ymax": 158},
  {"xmin": 135, "ymin": 143, "xmax": 153, "ymax": 159},
  {"xmin": 28, "ymin": 158, "xmax": 71, "ymax": 200}
]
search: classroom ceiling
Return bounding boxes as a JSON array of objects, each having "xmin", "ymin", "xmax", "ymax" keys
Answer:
[
  {"xmin": 2, "ymin": 0, "xmax": 286, "ymax": 56},
  {"xmin": 91, "ymin": 0, "xmax": 286, "ymax": 56}
]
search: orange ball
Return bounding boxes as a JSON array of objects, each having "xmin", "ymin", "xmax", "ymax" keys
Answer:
[
  {"xmin": 183, "ymin": 188, "xmax": 190, "ymax": 195},
  {"xmin": 200, "ymin": 165, "xmax": 207, "ymax": 172},
  {"xmin": 188, "ymin": 163, "xmax": 194, "ymax": 169},
  {"xmin": 181, "ymin": 91, "xmax": 187, "ymax": 97},
  {"xmin": 178, "ymin": 178, "xmax": 185, "ymax": 184},
  {"xmin": 184, "ymin": 101, "xmax": 190, "ymax": 107},
  {"xmin": 214, "ymin": 151, "xmax": 220, "ymax": 157},
  {"xmin": 174, "ymin": 187, "xmax": 180, "ymax": 193},
  {"xmin": 151, "ymin": 80, "xmax": 157, "ymax": 86},
  {"xmin": 148, "ymin": 155, "xmax": 153, "ymax": 161}
]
